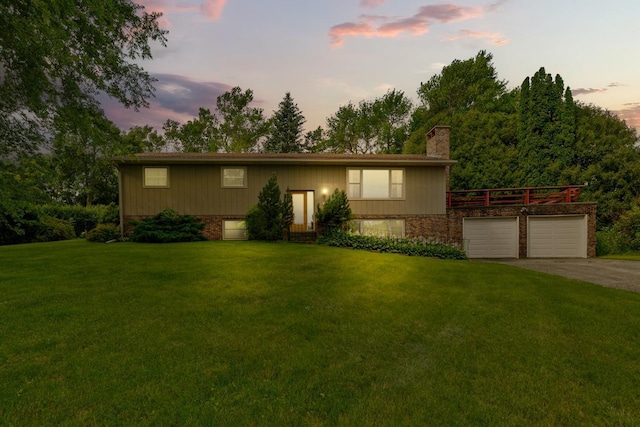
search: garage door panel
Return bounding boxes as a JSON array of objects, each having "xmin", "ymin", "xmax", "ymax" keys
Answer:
[
  {"xmin": 528, "ymin": 216, "xmax": 586, "ymax": 258},
  {"xmin": 464, "ymin": 218, "xmax": 518, "ymax": 259}
]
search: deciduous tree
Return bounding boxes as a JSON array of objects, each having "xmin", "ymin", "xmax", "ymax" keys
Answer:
[{"xmin": 0, "ymin": 0, "xmax": 167, "ymax": 154}]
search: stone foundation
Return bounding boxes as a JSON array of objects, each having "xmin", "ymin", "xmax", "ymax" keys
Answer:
[
  {"xmin": 122, "ymin": 215, "xmax": 245, "ymax": 240},
  {"xmin": 123, "ymin": 202, "xmax": 597, "ymax": 257}
]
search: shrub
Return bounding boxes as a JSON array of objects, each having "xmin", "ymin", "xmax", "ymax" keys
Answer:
[
  {"xmin": 613, "ymin": 205, "xmax": 640, "ymax": 252},
  {"xmin": 245, "ymin": 205, "xmax": 269, "ymax": 240},
  {"xmin": 41, "ymin": 204, "xmax": 119, "ymax": 236},
  {"xmin": 317, "ymin": 230, "xmax": 467, "ymax": 260},
  {"xmin": 130, "ymin": 208, "xmax": 206, "ymax": 243},
  {"xmin": 246, "ymin": 174, "xmax": 289, "ymax": 241},
  {"xmin": 316, "ymin": 189, "xmax": 352, "ymax": 235},
  {"xmin": 596, "ymin": 228, "xmax": 622, "ymax": 256},
  {"xmin": 87, "ymin": 224, "xmax": 121, "ymax": 243},
  {"xmin": 34, "ymin": 216, "xmax": 76, "ymax": 242}
]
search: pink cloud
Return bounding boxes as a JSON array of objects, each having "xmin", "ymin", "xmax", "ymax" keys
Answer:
[
  {"xmin": 329, "ymin": 1, "xmax": 507, "ymax": 47},
  {"xmin": 360, "ymin": 0, "xmax": 386, "ymax": 8},
  {"xmin": 416, "ymin": 4, "xmax": 483, "ymax": 23},
  {"xmin": 572, "ymin": 87, "xmax": 608, "ymax": 96},
  {"xmin": 201, "ymin": 0, "xmax": 227, "ymax": 20},
  {"xmin": 446, "ymin": 30, "xmax": 509, "ymax": 46},
  {"xmin": 136, "ymin": 0, "xmax": 226, "ymax": 26},
  {"xmin": 613, "ymin": 103, "xmax": 640, "ymax": 130}
]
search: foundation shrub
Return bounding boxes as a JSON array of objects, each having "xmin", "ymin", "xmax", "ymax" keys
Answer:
[
  {"xmin": 318, "ymin": 230, "xmax": 467, "ymax": 260},
  {"xmin": 130, "ymin": 208, "xmax": 206, "ymax": 243},
  {"xmin": 316, "ymin": 189, "xmax": 352, "ymax": 236}
]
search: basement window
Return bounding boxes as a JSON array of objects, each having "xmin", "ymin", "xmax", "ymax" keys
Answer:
[
  {"xmin": 351, "ymin": 219, "xmax": 404, "ymax": 238},
  {"xmin": 223, "ymin": 220, "xmax": 247, "ymax": 240}
]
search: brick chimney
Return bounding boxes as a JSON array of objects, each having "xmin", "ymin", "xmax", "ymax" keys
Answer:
[{"xmin": 426, "ymin": 126, "xmax": 451, "ymax": 159}]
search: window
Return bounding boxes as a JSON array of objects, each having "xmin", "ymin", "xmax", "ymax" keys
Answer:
[
  {"xmin": 144, "ymin": 167, "xmax": 168, "ymax": 187},
  {"xmin": 222, "ymin": 167, "xmax": 247, "ymax": 188},
  {"xmin": 347, "ymin": 169, "xmax": 404, "ymax": 199},
  {"xmin": 223, "ymin": 220, "xmax": 247, "ymax": 240},
  {"xmin": 351, "ymin": 219, "xmax": 404, "ymax": 238}
]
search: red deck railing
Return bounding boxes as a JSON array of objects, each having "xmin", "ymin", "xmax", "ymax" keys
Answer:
[{"xmin": 447, "ymin": 185, "xmax": 584, "ymax": 208}]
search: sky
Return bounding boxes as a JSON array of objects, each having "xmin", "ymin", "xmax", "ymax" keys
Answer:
[{"xmin": 103, "ymin": 0, "xmax": 640, "ymax": 134}]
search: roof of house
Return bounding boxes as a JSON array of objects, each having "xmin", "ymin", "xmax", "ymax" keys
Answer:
[{"xmin": 115, "ymin": 152, "xmax": 456, "ymax": 167}]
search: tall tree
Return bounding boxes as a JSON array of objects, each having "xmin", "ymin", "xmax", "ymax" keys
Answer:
[
  {"xmin": 417, "ymin": 50, "xmax": 507, "ymax": 116},
  {"xmin": 324, "ymin": 90, "xmax": 412, "ymax": 154},
  {"xmin": 325, "ymin": 102, "xmax": 361, "ymax": 153},
  {"xmin": 370, "ymin": 89, "xmax": 413, "ymax": 153},
  {"xmin": 50, "ymin": 104, "xmax": 124, "ymax": 206},
  {"xmin": 0, "ymin": 0, "xmax": 167, "ymax": 155},
  {"xmin": 163, "ymin": 108, "xmax": 216, "ymax": 153},
  {"xmin": 212, "ymin": 87, "xmax": 270, "ymax": 153},
  {"xmin": 302, "ymin": 126, "xmax": 326, "ymax": 153},
  {"xmin": 121, "ymin": 125, "xmax": 168, "ymax": 153},
  {"xmin": 517, "ymin": 68, "xmax": 576, "ymax": 186},
  {"xmin": 264, "ymin": 92, "xmax": 306, "ymax": 153}
]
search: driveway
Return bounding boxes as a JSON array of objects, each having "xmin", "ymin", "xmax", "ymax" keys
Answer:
[{"xmin": 488, "ymin": 259, "xmax": 640, "ymax": 294}]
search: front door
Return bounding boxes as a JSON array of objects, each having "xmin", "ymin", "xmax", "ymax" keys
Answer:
[{"xmin": 290, "ymin": 191, "xmax": 314, "ymax": 232}]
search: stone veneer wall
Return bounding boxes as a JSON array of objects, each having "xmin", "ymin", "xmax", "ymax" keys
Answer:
[
  {"xmin": 446, "ymin": 203, "xmax": 597, "ymax": 258},
  {"xmin": 124, "ymin": 203, "xmax": 597, "ymax": 258},
  {"xmin": 352, "ymin": 214, "xmax": 452, "ymax": 243}
]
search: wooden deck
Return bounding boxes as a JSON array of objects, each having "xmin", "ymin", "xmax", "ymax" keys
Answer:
[{"xmin": 447, "ymin": 185, "xmax": 584, "ymax": 208}]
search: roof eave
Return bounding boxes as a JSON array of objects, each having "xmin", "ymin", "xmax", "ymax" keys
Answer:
[{"xmin": 114, "ymin": 155, "xmax": 456, "ymax": 167}]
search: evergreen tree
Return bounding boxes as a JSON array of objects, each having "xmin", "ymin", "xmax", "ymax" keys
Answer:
[
  {"xmin": 282, "ymin": 188, "xmax": 294, "ymax": 240},
  {"xmin": 246, "ymin": 174, "xmax": 284, "ymax": 241},
  {"xmin": 517, "ymin": 68, "xmax": 576, "ymax": 186},
  {"xmin": 264, "ymin": 92, "xmax": 306, "ymax": 153}
]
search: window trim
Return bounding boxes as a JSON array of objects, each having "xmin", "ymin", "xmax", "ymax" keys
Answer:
[
  {"xmin": 347, "ymin": 168, "xmax": 405, "ymax": 200},
  {"xmin": 221, "ymin": 167, "xmax": 247, "ymax": 188},
  {"xmin": 143, "ymin": 167, "xmax": 169, "ymax": 188}
]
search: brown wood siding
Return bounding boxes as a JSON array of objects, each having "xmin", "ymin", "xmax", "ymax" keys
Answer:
[{"xmin": 119, "ymin": 164, "xmax": 446, "ymax": 216}]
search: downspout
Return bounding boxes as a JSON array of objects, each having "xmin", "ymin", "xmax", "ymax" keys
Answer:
[{"xmin": 117, "ymin": 164, "xmax": 124, "ymax": 237}]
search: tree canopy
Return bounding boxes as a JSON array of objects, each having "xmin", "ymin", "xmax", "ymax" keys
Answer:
[{"xmin": 0, "ymin": 0, "xmax": 167, "ymax": 154}]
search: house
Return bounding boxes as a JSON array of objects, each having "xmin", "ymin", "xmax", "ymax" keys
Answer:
[{"xmin": 115, "ymin": 126, "xmax": 597, "ymax": 258}]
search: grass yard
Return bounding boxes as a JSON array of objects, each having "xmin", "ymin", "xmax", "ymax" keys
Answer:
[
  {"xmin": 1, "ymin": 240, "xmax": 639, "ymax": 425},
  {"xmin": 602, "ymin": 252, "xmax": 640, "ymax": 261}
]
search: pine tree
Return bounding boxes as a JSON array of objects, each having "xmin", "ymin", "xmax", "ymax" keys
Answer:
[
  {"xmin": 282, "ymin": 188, "xmax": 294, "ymax": 240},
  {"xmin": 264, "ymin": 92, "xmax": 306, "ymax": 153},
  {"xmin": 246, "ymin": 174, "xmax": 284, "ymax": 240}
]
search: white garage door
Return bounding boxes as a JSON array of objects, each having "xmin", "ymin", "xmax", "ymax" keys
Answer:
[
  {"xmin": 463, "ymin": 217, "xmax": 519, "ymax": 259},
  {"xmin": 528, "ymin": 215, "xmax": 587, "ymax": 258}
]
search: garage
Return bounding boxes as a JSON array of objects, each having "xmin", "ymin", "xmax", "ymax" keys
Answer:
[
  {"xmin": 528, "ymin": 215, "xmax": 587, "ymax": 258},
  {"xmin": 463, "ymin": 217, "xmax": 519, "ymax": 259}
]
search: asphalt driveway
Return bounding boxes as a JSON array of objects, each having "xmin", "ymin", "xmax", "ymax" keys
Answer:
[{"xmin": 489, "ymin": 259, "xmax": 640, "ymax": 294}]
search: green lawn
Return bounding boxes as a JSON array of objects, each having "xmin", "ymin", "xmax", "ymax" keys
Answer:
[
  {"xmin": 601, "ymin": 252, "xmax": 640, "ymax": 261},
  {"xmin": 1, "ymin": 240, "xmax": 639, "ymax": 425}
]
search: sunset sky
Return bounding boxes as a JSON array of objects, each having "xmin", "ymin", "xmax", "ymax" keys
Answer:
[{"xmin": 103, "ymin": 0, "xmax": 640, "ymax": 134}]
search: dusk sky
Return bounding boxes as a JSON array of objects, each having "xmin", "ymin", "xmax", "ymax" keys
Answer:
[{"xmin": 104, "ymin": 0, "xmax": 640, "ymax": 134}]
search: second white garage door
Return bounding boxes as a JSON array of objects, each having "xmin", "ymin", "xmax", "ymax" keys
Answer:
[
  {"xmin": 463, "ymin": 217, "xmax": 519, "ymax": 258},
  {"xmin": 528, "ymin": 215, "xmax": 587, "ymax": 258}
]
